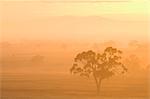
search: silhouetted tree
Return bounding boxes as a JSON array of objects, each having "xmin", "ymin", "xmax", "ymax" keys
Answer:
[{"xmin": 70, "ymin": 47, "xmax": 127, "ymax": 94}]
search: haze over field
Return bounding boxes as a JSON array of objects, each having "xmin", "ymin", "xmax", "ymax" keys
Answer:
[{"xmin": 0, "ymin": 0, "xmax": 150, "ymax": 99}]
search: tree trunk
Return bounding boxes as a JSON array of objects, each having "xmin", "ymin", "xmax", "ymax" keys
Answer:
[
  {"xmin": 97, "ymin": 79, "xmax": 102, "ymax": 95},
  {"xmin": 93, "ymin": 75, "xmax": 102, "ymax": 95},
  {"xmin": 97, "ymin": 83, "xmax": 100, "ymax": 95}
]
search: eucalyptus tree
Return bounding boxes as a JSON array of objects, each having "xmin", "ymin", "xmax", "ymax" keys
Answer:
[{"xmin": 70, "ymin": 47, "xmax": 127, "ymax": 94}]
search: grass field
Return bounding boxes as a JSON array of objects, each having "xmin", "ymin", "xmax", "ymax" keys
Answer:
[{"xmin": 1, "ymin": 73, "xmax": 150, "ymax": 99}]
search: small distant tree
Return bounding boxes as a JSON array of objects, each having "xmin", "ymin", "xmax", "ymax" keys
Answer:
[
  {"xmin": 70, "ymin": 47, "xmax": 127, "ymax": 94},
  {"xmin": 124, "ymin": 54, "xmax": 141, "ymax": 75}
]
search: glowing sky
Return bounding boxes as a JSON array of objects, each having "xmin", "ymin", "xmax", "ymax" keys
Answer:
[
  {"xmin": 1, "ymin": 0, "xmax": 150, "ymax": 42},
  {"xmin": 1, "ymin": 0, "xmax": 150, "ymax": 16}
]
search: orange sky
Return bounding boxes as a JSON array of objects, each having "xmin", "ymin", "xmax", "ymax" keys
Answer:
[{"xmin": 1, "ymin": 0, "xmax": 150, "ymax": 43}]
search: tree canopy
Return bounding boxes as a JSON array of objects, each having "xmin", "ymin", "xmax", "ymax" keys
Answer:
[{"xmin": 70, "ymin": 47, "xmax": 127, "ymax": 94}]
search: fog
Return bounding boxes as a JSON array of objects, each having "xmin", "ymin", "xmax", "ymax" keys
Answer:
[{"xmin": 1, "ymin": 1, "xmax": 150, "ymax": 98}]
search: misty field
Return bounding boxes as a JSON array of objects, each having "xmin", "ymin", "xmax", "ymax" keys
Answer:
[
  {"xmin": 1, "ymin": 0, "xmax": 150, "ymax": 98},
  {"xmin": 1, "ymin": 73, "xmax": 149, "ymax": 99}
]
